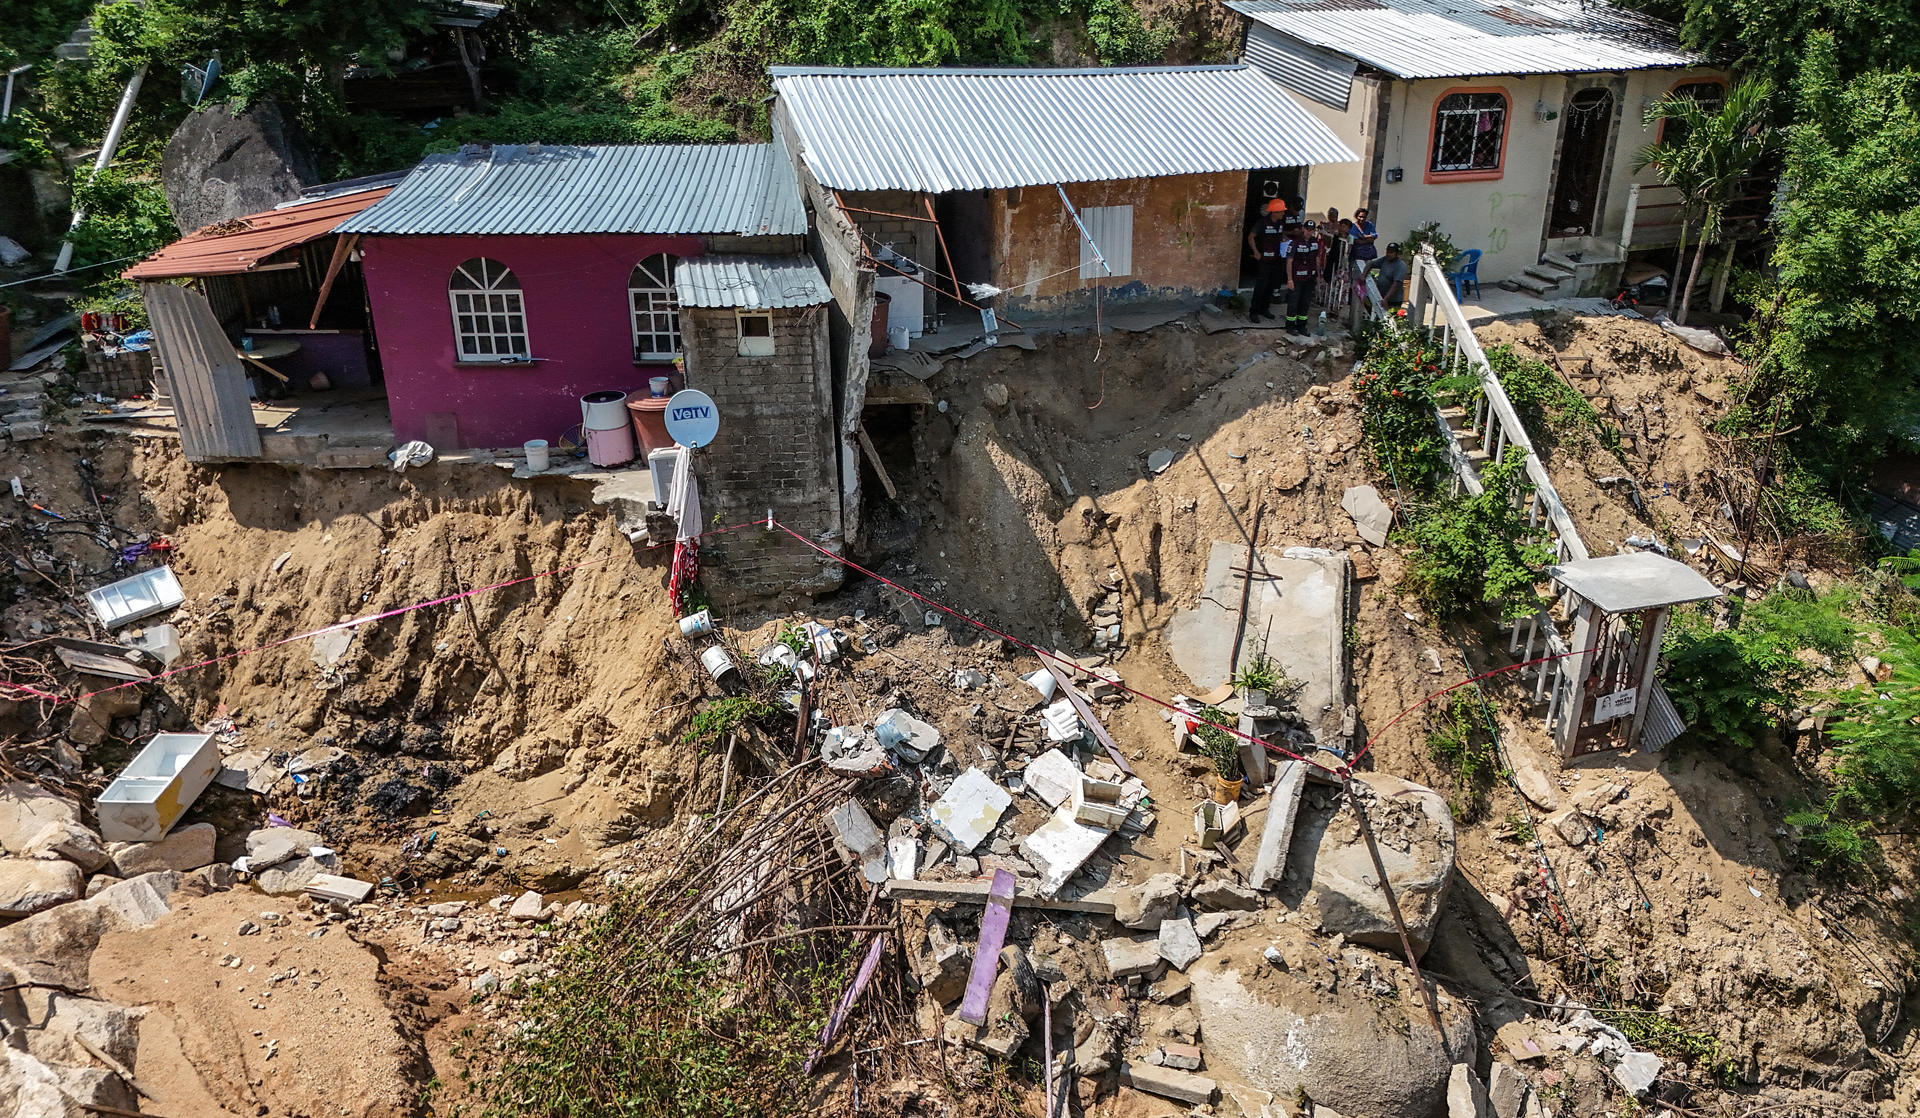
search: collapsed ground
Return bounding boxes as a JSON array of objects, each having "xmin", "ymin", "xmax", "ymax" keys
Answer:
[{"xmin": 0, "ymin": 312, "xmax": 1914, "ymax": 1117}]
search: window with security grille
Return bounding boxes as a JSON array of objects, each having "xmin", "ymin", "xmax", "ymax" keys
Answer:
[
  {"xmin": 448, "ymin": 258, "xmax": 529, "ymax": 361},
  {"xmin": 1659, "ymin": 82, "xmax": 1725, "ymax": 148},
  {"xmin": 1430, "ymin": 92, "xmax": 1508, "ymax": 173},
  {"xmin": 629, "ymin": 253, "xmax": 682, "ymax": 361}
]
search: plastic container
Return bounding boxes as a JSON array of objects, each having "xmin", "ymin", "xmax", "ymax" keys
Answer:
[
  {"xmin": 97, "ymin": 731, "xmax": 219, "ymax": 842},
  {"xmin": 627, "ymin": 396, "xmax": 673, "ymax": 457},
  {"xmin": 889, "ymin": 325, "xmax": 910, "ymax": 352},
  {"xmin": 679, "ymin": 609, "xmax": 713, "ymax": 637},
  {"xmin": 868, "ymin": 292, "xmax": 891, "ymax": 357},
  {"xmin": 524, "ymin": 439, "xmax": 551, "ymax": 471},
  {"xmin": 127, "ymin": 623, "xmax": 182, "ymax": 666},
  {"xmin": 649, "ymin": 376, "xmax": 670, "ymax": 397},
  {"xmin": 584, "ymin": 422, "xmax": 635, "ymax": 467},
  {"xmin": 87, "ymin": 567, "xmax": 186, "ymax": 629},
  {"xmin": 700, "ymin": 645, "xmax": 739, "ymax": 684},
  {"xmin": 580, "ymin": 390, "xmax": 630, "ymax": 431}
]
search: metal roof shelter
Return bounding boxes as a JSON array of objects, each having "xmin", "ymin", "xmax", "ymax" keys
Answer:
[
  {"xmin": 1546, "ymin": 551, "xmax": 1721, "ymax": 614},
  {"xmin": 336, "ymin": 143, "xmax": 808, "ymax": 237},
  {"xmin": 770, "ymin": 65, "xmax": 1358, "ymax": 193},
  {"xmin": 1224, "ymin": 0, "xmax": 1698, "ymax": 82},
  {"xmin": 674, "ymin": 256, "xmax": 830, "ymax": 310},
  {"xmin": 124, "ymin": 187, "xmax": 392, "ymax": 281}
]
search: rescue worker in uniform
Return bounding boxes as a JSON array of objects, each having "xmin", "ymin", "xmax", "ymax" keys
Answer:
[
  {"xmin": 1286, "ymin": 220, "xmax": 1325, "ymax": 335},
  {"xmin": 1245, "ymin": 199, "xmax": 1288, "ymax": 323}
]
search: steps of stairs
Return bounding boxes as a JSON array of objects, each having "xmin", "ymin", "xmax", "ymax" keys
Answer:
[
  {"xmin": 54, "ymin": 43, "xmax": 91, "ymax": 61},
  {"xmin": 1523, "ymin": 265, "xmax": 1569, "ymax": 285},
  {"xmin": 1540, "ymin": 252, "xmax": 1583, "ymax": 272},
  {"xmin": 1503, "ymin": 274, "xmax": 1556, "ymax": 296}
]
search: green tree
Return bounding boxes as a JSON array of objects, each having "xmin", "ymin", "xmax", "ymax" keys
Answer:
[
  {"xmin": 1634, "ymin": 76, "xmax": 1772, "ymax": 324},
  {"xmin": 1733, "ymin": 35, "xmax": 1920, "ymax": 484},
  {"xmin": 1672, "ymin": 0, "xmax": 1920, "ymax": 95}
]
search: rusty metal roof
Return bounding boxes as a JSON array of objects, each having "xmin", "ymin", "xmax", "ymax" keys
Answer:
[
  {"xmin": 1224, "ymin": 0, "xmax": 1700, "ymax": 79},
  {"xmin": 123, "ymin": 187, "xmax": 392, "ymax": 281},
  {"xmin": 771, "ymin": 65, "xmax": 1358, "ymax": 192},
  {"xmin": 334, "ymin": 143, "xmax": 807, "ymax": 237}
]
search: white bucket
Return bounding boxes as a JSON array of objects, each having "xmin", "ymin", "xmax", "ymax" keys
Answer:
[
  {"xmin": 580, "ymin": 390, "xmax": 630, "ymax": 431},
  {"xmin": 1021, "ymin": 668, "xmax": 1057, "ymax": 701},
  {"xmin": 679, "ymin": 609, "xmax": 713, "ymax": 637},
  {"xmin": 700, "ymin": 645, "xmax": 738, "ymax": 683},
  {"xmin": 524, "ymin": 439, "xmax": 550, "ymax": 472},
  {"xmin": 889, "ymin": 325, "xmax": 911, "ymax": 352},
  {"xmin": 649, "ymin": 376, "xmax": 671, "ymax": 397}
]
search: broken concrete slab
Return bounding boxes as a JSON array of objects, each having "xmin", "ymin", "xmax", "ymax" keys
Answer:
[
  {"xmin": 917, "ymin": 916, "xmax": 971, "ymax": 1003},
  {"xmin": 1146, "ymin": 1041, "xmax": 1205, "ymax": 1071},
  {"xmin": 1487, "ymin": 1061, "xmax": 1530, "ymax": 1118},
  {"xmin": 1248, "ymin": 760, "xmax": 1307, "ymax": 891},
  {"xmin": 1295, "ymin": 772, "xmax": 1457, "ymax": 956},
  {"xmin": 1158, "ymin": 915, "xmax": 1203, "ymax": 971},
  {"xmin": 1508, "ymin": 748, "xmax": 1559, "ymax": 811},
  {"xmin": 1113, "ymin": 872, "xmax": 1182, "ymax": 930},
  {"xmin": 1018, "ymin": 802, "xmax": 1112, "ymax": 897},
  {"xmin": 1341, "ymin": 485, "xmax": 1393, "ymax": 547},
  {"xmin": 1021, "ymin": 748, "xmax": 1080, "ymax": 807},
  {"xmin": 821, "ymin": 726, "xmax": 892, "ymax": 778},
  {"xmin": 1612, "ymin": 1050, "xmax": 1662, "ymax": 1096},
  {"xmin": 1449, "ymin": 1063, "xmax": 1491, "ymax": 1118},
  {"xmin": 1121, "ymin": 1061, "xmax": 1217, "ymax": 1105},
  {"xmin": 1194, "ymin": 911, "xmax": 1257, "ymax": 938},
  {"xmin": 0, "ymin": 858, "xmax": 84, "ymax": 916},
  {"xmin": 829, "ymin": 798, "xmax": 890, "ymax": 885},
  {"xmin": 306, "ymin": 873, "xmax": 375, "ymax": 905},
  {"xmin": 931, "ymin": 767, "xmax": 1012, "ymax": 854},
  {"xmin": 1191, "ymin": 878, "xmax": 1262, "ymax": 911},
  {"xmin": 1101, "ymin": 934, "xmax": 1163, "ymax": 980},
  {"xmin": 216, "ymin": 749, "xmax": 283, "ymax": 794},
  {"xmin": 108, "ymin": 821, "xmax": 216, "ymax": 875},
  {"xmin": 874, "ymin": 708, "xmax": 941, "ymax": 762}
]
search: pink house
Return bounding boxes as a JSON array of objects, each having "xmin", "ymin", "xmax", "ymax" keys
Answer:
[{"xmin": 336, "ymin": 143, "xmax": 818, "ymax": 450}]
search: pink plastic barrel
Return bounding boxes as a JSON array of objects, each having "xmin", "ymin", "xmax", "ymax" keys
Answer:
[{"xmin": 585, "ymin": 422, "xmax": 635, "ymax": 467}]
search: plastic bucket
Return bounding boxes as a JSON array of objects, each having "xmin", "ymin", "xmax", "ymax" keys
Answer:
[
  {"xmin": 889, "ymin": 325, "xmax": 910, "ymax": 352},
  {"xmin": 649, "ymin": 376, "xmax": 670, "ymax": 397},
  {"xmin": 700, "ymin": 645, "xmax": 738, "ymax": 684},
  {"xmin": 524, "ymin": 439, "xmax": 551, "ymax": 471},
  {"xmin": 581, "ymin": 390, "xmax": 630, "ymax": 431},
  {"xmin": 679, "ymin": 609, "xmax": 713, "ymax": 637}
]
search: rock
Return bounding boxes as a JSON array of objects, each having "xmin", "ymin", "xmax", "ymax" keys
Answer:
[
  {"xmin": 91, "ymin": 871, "xmax": 182, "ymax": 928},
  {"xmin": 509, "ymin": 890, "xmax": 547, "ymax": 921},
  {"xmin": 1448, "ymin": 1063, "xmax": 1490, "ymax": 1118},
  {"xmin": 1147, "ymin": 1042, "xmax": 1204, "ymax": 1071},
  {"xmin": 1102, "ymin": 934, "xmax": 1163, "ymax": 980},
  {"xmin": 1486, "ymin": 1061, "xmax": 1529, "ymax": 1118},
  {"xmin": 1156, "ymin": 1005, "xmax": 1200, "ymax": 1043},
  {"xmin": 0, "ymin": 783, "xmax": 81, "ymax": 854},
  {"xmin": 983, "ymin": 382, "xmax": 1010, "ymax": 409},
  {"xmin": 1612, "ymin": 1050, "xmax": 1662, "ymax": 1096},
  {"xmin": 108, "ymin": 822, "xmax": 216, "ymax": 875},
  {"xmin": 1158, "ymin": 915, "xmax": 1203, "ymax": 971},
  {"xmin": 1113, "ymin": 872, "xmax": 1182, "ymax": 930},
  {"xmin": 84, "ymin": 876, "xmax": 116, "ymax": 899},
  {"xmin": 19, "ymin": 990, "xmax": 143, "ymax": 1071},
  {"xmin": 1120, "ymin": 1062, "xmax": 1216, "ymax": 1105},
  {"xmin": 1341, "ymin": 485, "xmax": 1393, "ymax": 547},
  {"xmin": 1149, "ymin": 971, "xmax": 1191, "ymax": 1004},
  {"xmin": 1295, "ymin": 772, "xmax": 1456, "ymax": 956},
  {"xmin": 916, "ymin": 917, "xmax": 971, "ymax": 1004},
  {"xmin": 1190, "ymin": 949, "xmax": 1477, "ymax": 1118},
  {"xmin": 0, "ymin": 859, "xmax": 83, "ymax": 916},
  {"xmin": 1191, "ymin": 878, "xmax": 1263, "ymax": 911},
  {"xmin": 237, "ymin": 920, "xmax": 261, "ymax": 936},
  {"xmin": 1508, "ymin": 750, "xmax": 1559, "ymax": 811},
  {"xmin": 0, "ymin": 871, "xmax": 181, "ymax": 988},
  {"xmin": 1545, "ymin": 809, "xmax": 1592, "ymax": 847},
  {"xmin": 1195, "ymin": 911, "xmax": 1255, "ymax": 938},
  {"xmin": 160, "ymin": 101, "xmax": 318, "ymax": 235},
  {"xmin": 21, "ymin": 820, "xmax": 110, "ymax": 872},
  {"xmin": 990, "ymin": 945, "xmax": 1042, "ymax": 1023},
  {"xmin": 873, "ymin": 709, "xmax": 942, "ymax": 762},
  {"xmin": 254, "ymin": 856, "xmax": 325, "ymax": 895},
  {"xmin": 185, "ymin": 863, "xmax": 236, "ymax": 893},
  {"xmin": 1074, "ymin": 1020, "xmax": 1118, "ymax": 1076}
]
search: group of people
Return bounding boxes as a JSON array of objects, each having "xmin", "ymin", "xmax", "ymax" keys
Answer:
[{"xmin": 1245, "ymin": 199, "xmax": 1408, "ymax": 330}]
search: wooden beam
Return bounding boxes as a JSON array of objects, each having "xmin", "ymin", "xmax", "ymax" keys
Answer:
[
  {"xmin": 856, "ymin": 423, "xmax": 898, "ymax": 500},
  {"xmin": 882, "ymin": 878, "xmax": 1117, "ymax": 915},
  {"xmin": 308, "ymin": 233, "xmax": 360, "ymax": 330},
  {"xmin": 1043, "ymin": 661, "xmax": 1135, "ymax": 778}
]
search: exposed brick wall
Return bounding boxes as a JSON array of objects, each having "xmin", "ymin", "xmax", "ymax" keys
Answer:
[
  {"xmin": 682, "ymin": 304, "xmax": 844, "ymax": 602},
  {"xmin": 77, "ymin": 345, "xmax": 153, "ymax": 399}
]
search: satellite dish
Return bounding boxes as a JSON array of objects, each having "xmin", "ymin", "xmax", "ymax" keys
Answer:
[
  {"xmin": 663, "ymin": 389, "xmax": 720, "ymax": 449},
  {"xmin": 180, "ymin": 52, "xmax": 220, "ymax": 107}
]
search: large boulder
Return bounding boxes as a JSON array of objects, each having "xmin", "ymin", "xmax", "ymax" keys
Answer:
[
  {"xmin": 0, "ymin": 859, "xmax": 83, "ymax": 917},
  {"xmin": 160, "ymin": 101, "xmax": 318, "ymax": 235},
  {"xmin": 0, "ymin": 871, "xmax": 184, "ymax": 988},
  {"xmin": 1283, "ymin": 772, "xmax": 1456, "ymax": 956},
  {"xmin": 0, "ymin": 784, "xmax": 81, "ymax": 854},
  {"xmin": 108, "ymin": 822, "xmax": 216, "ymax": 875},
  {"xmin": 1189, "ymin": 939, "xmax": 1478, "ymax": 1118}
]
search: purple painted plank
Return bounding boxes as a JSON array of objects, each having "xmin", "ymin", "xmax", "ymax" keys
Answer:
[
  {"xmin": 803, "ymin": 932, "xmax": 886, "ymax": 1073},
  {"xmin": 1042, "ymin": 993, "xmax": 1056, "ymax": 1118},
  {"xmin": 957, "ymin": 869, "xmax": 1016, "ymax": 1025}
]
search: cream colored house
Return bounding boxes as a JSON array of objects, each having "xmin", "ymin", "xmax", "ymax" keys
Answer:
[{"xmin": 1224, "ymin": 0, "xmax": 1727, "ymax": 295}]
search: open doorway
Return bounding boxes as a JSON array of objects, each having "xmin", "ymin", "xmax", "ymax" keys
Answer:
[
  {"xmin": 1241, "ymin": 167, "xmax": 1302, "ymax": 285},
  {"xmin": 1547, "ymin": 89, "xmax": 1616, "ymax": 239}
]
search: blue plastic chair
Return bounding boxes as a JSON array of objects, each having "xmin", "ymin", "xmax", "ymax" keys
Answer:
[{"xmin": 1447, "ymin": 249, "xmax": 1483, "ymax": 299}]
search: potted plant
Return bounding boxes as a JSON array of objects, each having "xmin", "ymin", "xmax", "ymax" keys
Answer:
[
  {"xmin": 1233, "ymin": 655, "xmax": 1280, "ymax": 708},
  {"xmin": 1195, "ymin": 707, "xmax": 1242, "ymax": 803}
]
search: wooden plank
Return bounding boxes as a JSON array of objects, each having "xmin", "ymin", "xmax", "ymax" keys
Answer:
[
  {"xmin": 882, "ymin": 878, "xmax": 1118, "ymax": 915},
  {"xmin": 141, "ymin": 283, "xmax": 261, "ymax": 460},
  {"xmin": 308, "ymin": 233, "xmax": 359, "ymax": 329},
  {"xmin": 856, "ymin": 423, "xmax": 898, "ymax": 500},
  {"xmin": 1043, "ymin": 662, "xmax": 1135, "ymax": 778},
  {"xmin": 957, "ymin": 869, "xmax": 1015, "ymax": 1025}
]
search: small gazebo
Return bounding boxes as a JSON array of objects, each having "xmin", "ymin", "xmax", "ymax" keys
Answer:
[{"xmin": 1546, "ymin": 551, "xmax": 1721, "ymax": 759}]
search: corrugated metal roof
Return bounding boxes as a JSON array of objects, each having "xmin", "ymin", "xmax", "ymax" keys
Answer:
[
  {"xmin": 124, "ymin": 187, "xmax": 391, "ymax": 280},
  {"xmin": 771, "ymin": 65, "xmax": 1357, "ymax": 192},
  {"xmin": 1225, "ymin": 0, "xmax": 1699, "ymax": 80},
  {"xmin": 336, "ymin": 144, "xmax": 807, "ymax": 236},
  {"xmin": 674, "ymin": 255, "xmax": 830, "ymax": 309},
  {"xmin": 1244, "ymin": 21, "xmax": 1358, "ymax": 109}
]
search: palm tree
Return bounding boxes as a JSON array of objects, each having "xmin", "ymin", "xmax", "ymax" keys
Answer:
[{"xmin": 1634, "ymin": 78, "xmax": 1773, "ymax": 325}]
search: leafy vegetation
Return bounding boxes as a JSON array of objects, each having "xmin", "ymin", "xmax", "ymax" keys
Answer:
[
  {"xmin": 1397, "ymin": 448, "xmax": 1556, "ymax": 623},
  {"xmin": 1403, "ymin": 220, "xmax": 1461, "ymax": 268},
  {"xmin": 1426, "ymin": 689, "xmax": 1497, "ymax": 820},
  {"xmin": 1660, "ymin": 587, "xmax": 1857, "ymax": 749},
  {"xmin": 681, "ymin": 694, "xmax": 782, "ymax": 748},
  {"xmin": 1485, "ymin": 344, "xmax": 1619, "ymax": 458},
  {"xmin": 1195, "ymin": 707, "xmax": 1241, "ymax": 780},
  {"xmin": 1603, "ymin": 1008, "xmax": 1739, "ymax": 1086},
  {"xmin": 1354, "ymin": 318, "xmax": 1462, "ymax": 496}
]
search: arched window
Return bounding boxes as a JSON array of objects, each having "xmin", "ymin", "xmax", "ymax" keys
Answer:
[
  {"xmin": 1659, "ymin": 81, "xmax": 1727, "ymax": 147},
  {"xmin": 1429, "ymin": 90, "xmax": 1509, "ymax": 176},
  {"xmin": 448, "ymin": 258, "xmax": 528, "ymax": 361},
  {"xmin": 630, "ymin": 253, "xmax": 682, "ymax": 361}
]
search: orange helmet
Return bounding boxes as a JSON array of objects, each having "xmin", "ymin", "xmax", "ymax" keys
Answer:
[{"xmin": 1265, "ymin": 199, "xmax": 1287, "ymax": 214}]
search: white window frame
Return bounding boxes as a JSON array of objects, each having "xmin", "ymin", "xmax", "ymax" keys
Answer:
[
  {"xmin": 448, "ymin": 257, "xmax": 529, "ymax": 362},
  {"xmin": 737, "ymin": 310, "xmax": 774, "ymax": 357},
  {"xmin": 1077, "ymin": 205, "xmax": 1134, "ymax": 279},
  {"xmin": 629, "ymin": 253, "xmax": 682, "ymax": 361}
]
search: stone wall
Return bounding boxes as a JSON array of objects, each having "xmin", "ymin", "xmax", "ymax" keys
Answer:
[
  {"xmin": 683, "ymin": 304, "xmax": 843, "ymax": 601},
  {"xmin": 77, "ymin": 345, "xmax": 154, "ymax": 400}
]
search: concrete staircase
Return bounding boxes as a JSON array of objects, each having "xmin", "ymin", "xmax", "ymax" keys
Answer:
[
  {"xmin": 1499, "ymin": 253, "xmax": 1580, "ymax": 298},
  {"xmin": 54, "ymin": 24, "xmax": 94, "ymax": 62}
]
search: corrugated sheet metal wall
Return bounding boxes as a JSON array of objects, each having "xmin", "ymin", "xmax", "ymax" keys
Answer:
[
  {"xmin": 1244, "ymin": 24, "xmax": 1357, "ymax": 111},
  {"xmin": 1077, "ymin": 205, "xmax": 1135, "ymax": 279},
  {"xmin": 141, "ymin": 284, "xmax": 263, "ymax": 461}
]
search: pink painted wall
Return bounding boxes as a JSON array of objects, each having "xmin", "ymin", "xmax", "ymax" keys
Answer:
[{"xmin": 358, "ymin": 232, "xmax": 702, "ymax": 448}]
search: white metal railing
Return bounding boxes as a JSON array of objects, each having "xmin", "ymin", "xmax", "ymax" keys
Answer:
[{"xmin": 1365, "ymin": 249, "xmax": 1594, "ymax": 729}]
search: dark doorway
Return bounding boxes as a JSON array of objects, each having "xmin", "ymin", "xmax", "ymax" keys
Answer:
[
  {"xmin": 934, "ymin": 189, "xmax": 992, "ymax": 324},
  {"xmin": 1548, "ymin": 89, "xmax": 1615, "ymax": 238},
  {"xmin": 1241, "ymin": 167, "xmax": 1302, "ymax": 284}
]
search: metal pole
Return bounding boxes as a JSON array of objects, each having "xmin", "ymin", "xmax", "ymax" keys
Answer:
[
  {"xmin": 55, "ymin": 66, "xmax": 146, "ymax": 274},
  {"xmin": 1054, "ymin": 184, "xmax": 1112, "ymax": 276},
  {"xmin": 2, "ymin": 65, "xmax": 30, "ymax": 123}
]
